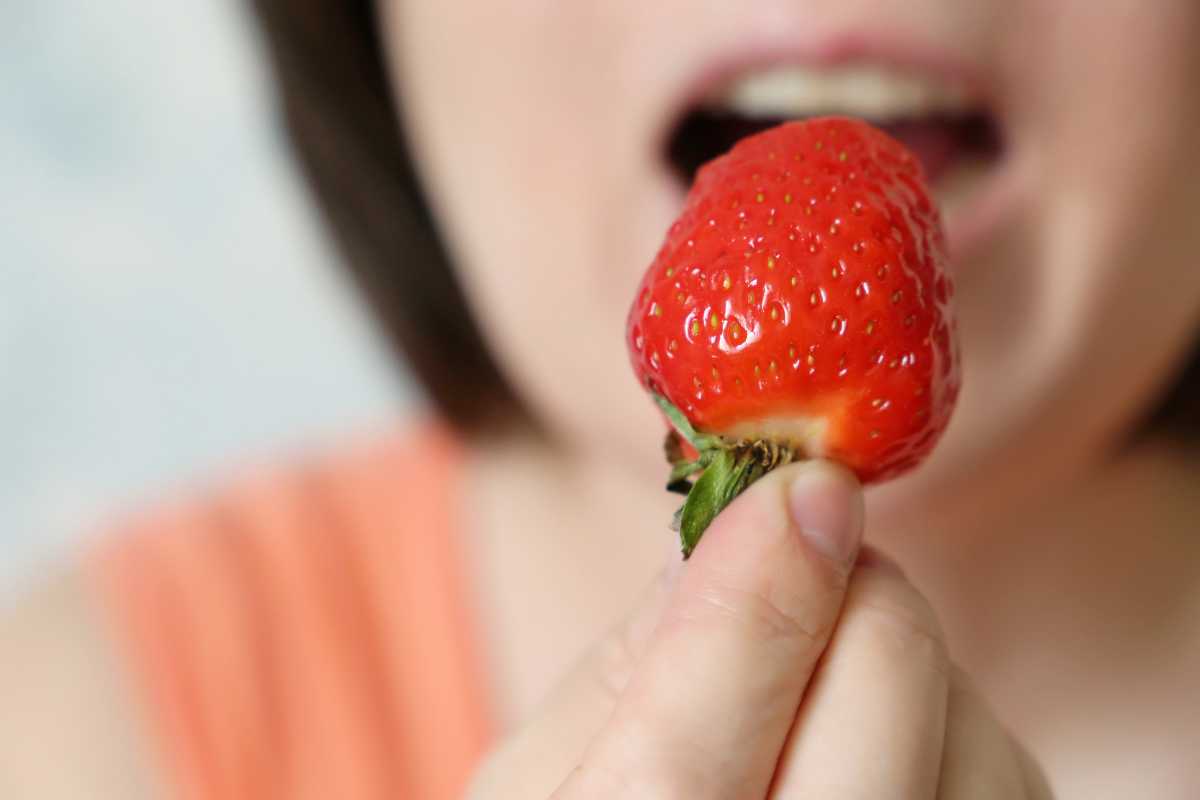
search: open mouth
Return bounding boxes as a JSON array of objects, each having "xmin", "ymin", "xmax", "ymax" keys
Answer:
[{"xmin": 665, "ymin": 63, "xmax": 1005, "ymax": 228}]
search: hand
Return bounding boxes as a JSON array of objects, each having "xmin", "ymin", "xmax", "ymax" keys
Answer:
[{"xmin": 469, "ymin": 462, "xmax": 1053, "ymax": 799}]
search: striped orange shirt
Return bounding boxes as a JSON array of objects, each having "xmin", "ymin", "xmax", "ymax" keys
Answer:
[{"xmin": 83, "ymin": 423, "xmax": 492, "ymax": 799}]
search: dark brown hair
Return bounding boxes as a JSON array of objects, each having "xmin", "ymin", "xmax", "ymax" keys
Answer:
[
  {"xmin": 247, "ymin": 1, "xmax": 1196, "ymax": 444},
  {"xmin": 248, "ymin": 0, "xmax": 529, "ymax": 435}
]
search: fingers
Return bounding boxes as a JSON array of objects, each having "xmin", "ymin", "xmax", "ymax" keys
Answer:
[
  {"xmin": 936, "ymin": 669, "xmax": 1054, "ymax": 800},
  {"xmin": 558, "ymin": 461, "xmax": 864, "ymax": 799},
  {"xmin": 470, "ymin": 564, "xmax": 678, "ymax": 799},
  {"xmin": 771, "ymin": 550, "xmax": 951, "ymax": 799}
]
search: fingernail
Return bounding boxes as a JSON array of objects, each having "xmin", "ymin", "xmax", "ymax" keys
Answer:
[{"xmin": 787, "ymin": 463, "xmax": 864, "ymax": 569}]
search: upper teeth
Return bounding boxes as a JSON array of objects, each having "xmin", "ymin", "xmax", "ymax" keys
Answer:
[{"xmin": 705, "ymin": 64, "xmax": 972, "ymax": 120}]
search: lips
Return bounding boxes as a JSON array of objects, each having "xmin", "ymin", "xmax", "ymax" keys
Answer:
[{"xmin": 663, "ymin": 62, "xmax": 1008, "ymax": 250}]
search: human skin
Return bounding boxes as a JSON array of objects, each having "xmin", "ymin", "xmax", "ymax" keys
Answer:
[
  {"xmin": 2, "ymin": 1, "xmax": 1199, "ymax": 796},
  {"xmin": 468, "ymin": 462, "xmax": 1054, "ymax": 798},
  {"xmin": 382, "ymin": 0, "xmax": 1200, "ymax": 527},
  {"xmin": 379, "ymin": 0, "xmax": 1200, "ymax": 796}
]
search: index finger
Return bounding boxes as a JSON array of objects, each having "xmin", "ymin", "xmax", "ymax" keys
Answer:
[{"xmin": 557, "ymin": 461, "xmax": 863, "ymax": 799}]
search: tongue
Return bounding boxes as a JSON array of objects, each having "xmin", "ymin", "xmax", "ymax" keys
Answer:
[{"xmin": 875, "ymin": 119, "xmax": 962, "ymax": 183}]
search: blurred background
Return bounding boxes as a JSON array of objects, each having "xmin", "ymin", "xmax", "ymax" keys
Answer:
[{"xmin": 1, "ymin": 1, "xmax": 412, "ymax": 593}]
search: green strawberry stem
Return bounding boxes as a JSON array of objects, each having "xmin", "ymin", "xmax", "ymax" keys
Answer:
[
  {"xmin": 653, "ymin": 393, "xmax": 724, "ymax": 452},
  {"xmin": 654, "ymin": 394, "xmax": 795, "ymax": 558}
]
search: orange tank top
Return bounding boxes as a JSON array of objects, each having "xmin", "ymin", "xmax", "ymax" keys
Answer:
[{"xmin": 82, "ymin": 423, "xmax": 492, "ymax": 799}]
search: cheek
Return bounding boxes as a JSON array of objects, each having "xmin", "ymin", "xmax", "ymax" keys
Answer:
[
  {"xmin": 878, "ymin": 2, "xmax": 1200, "ymax": 528},
  {"xmin": 380, "ymin": 0, "xmax": 681, "ymax": 459},
  {"xmin": 1013, "ymin": 2, "xmax": 1200, "ymax": 435}
]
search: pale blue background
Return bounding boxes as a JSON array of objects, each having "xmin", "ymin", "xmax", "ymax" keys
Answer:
[{"xmin": 1, "ymin": 1, "xmax": 413, "ymax": 591}]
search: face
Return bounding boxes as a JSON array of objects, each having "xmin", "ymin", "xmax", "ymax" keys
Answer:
[{"xmin": 380, "ymin": 0, "xmax": 1200, "ymax": 531}]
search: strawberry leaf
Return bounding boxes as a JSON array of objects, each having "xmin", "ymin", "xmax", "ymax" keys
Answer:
[
  {"xmin": 678, "ymin": 449, "xmax": 735, "ymax": 556},
  {"xmin": 653, "ymin": 394, "xmax": 723, "ymax": 452},
  {"xmin": 667, "ymin": 451, "xmax": 713, "ymax": 484},
  {"xmin": 676, "ymin": 446, "xmax": 773, "ymax": 557}
]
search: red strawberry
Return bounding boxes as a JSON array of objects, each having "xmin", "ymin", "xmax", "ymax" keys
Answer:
[{"xmin": 628, "ymin": 117, "xmax": 959, "ymax": 556}]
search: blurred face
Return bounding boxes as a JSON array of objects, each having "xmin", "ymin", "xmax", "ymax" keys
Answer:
[{"xmin": 380, "ymin": 0, "xmax": 1200, "ymax": 529}]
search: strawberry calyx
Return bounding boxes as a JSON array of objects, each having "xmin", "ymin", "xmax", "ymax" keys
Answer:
[{"xmin": 654, "ymin": 394, "xmax": 796, "ymax": 558}]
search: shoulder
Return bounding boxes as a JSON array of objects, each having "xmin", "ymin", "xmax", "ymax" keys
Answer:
[
  {"xmin": 0, "ymin": 570, "xmax": 165, "ymax": 799},
  {"xmin": 81, "ymin": 416, "xmax": 468, "ymax": 660}
]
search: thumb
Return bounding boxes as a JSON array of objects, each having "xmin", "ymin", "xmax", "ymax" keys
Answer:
[{"xmin": 555, "ymin": 460, "xmax": 864, "ymax": 799}]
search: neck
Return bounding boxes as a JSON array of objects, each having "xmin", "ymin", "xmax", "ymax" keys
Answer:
[{"xmin": 873, "ymin": 442, "xmax": 1200, "ymax": 746}]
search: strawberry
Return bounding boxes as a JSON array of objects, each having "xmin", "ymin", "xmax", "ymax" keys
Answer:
[{"xmin": 628, "ymin": 117, "xmax": 959, "ymax": 556}]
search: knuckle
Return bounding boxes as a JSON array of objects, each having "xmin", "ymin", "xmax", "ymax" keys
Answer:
[
  {"xmin": 465, "ymin": 741, "xmax": 521, "ymax": 799},
  {"xmin": 850, "ymin": 572, "xmax": 950, "ymax": 675},
  {"xmin": 589, "ymin": 617, "xmax": 642, "ymax": 701},
  {"xmin": 555, "ymin": 759, "xmax": 696, "ymax": 800},
  {"xmin": 664, "ymin": 526, "xmax": 845, "ymax": 652},
  {"xmin": 551, "ymin": 762, "xmax": 631, "ymax": 799},
  {"xmin": 674, "ymin": 578, "xmax": 836, "ymax": 650}
]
